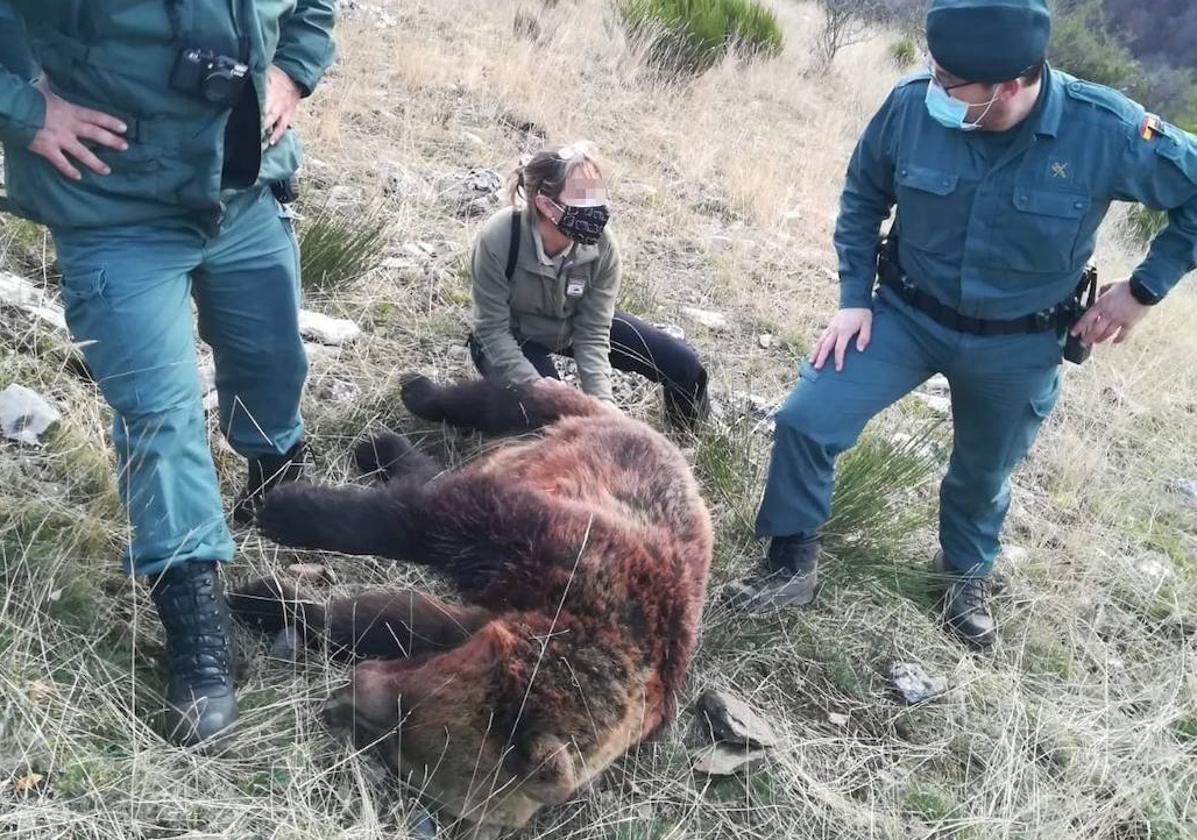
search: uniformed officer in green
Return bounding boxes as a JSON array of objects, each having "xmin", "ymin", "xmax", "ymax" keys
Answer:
[
  {"xmin": 0, "ymin": 1, "xmax": 336, "ymax": 743},
  {"xmin": 729, "ymin": 0, "xmax": 1197, "ymax": 648}
]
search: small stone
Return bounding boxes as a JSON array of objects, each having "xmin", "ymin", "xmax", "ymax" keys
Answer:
[
  {"xmin": 695, "ymin": 688, "xmax": 779, "ymax": 750},
  {"xmin": 0, "ymin": 271, "xmax": 67, "ymax": 333},
  {"xmin": 922, "ymin": 374, "xmax": 950, "ymax": 396},
  {"xmin": 0, "ymin": 383, "xmax": 60, "ymax": 446},
  {"xmin": 913, "ymin": 392, "xmax": 952, "ymax": 416},
  {"xmin": 782, "ymin": 207, "xmax": 802, "ymax": 223},
  {"xmin": 1000, "ymin": 545, "xmax": 1030, "ymax": 566},
  {"xmin": 758, "ymin": 333, "xmax": 775, "ymax": 350},
  {"xmin": 1173, "ymin": 478, "xmax": 1197, "ymax": 506},
  {"xmin": 827, "ymin": 712, "xmax": 850, "ymax": 727},
  {"xmin": 287, "ymin": 563, "xmax": 335, "ymax": 584},
  {"xmin": 1134, "ymin": 553, "xmax": 1175, "ymax": 584},
  {"xmin": 460, "ymin": 131, "xmax": 485, "ymax": 147},
  {"xmin": 680, "ymin": 307, "xmax": 730, "ymax": 332},
  {"xmin": 298, "ymin": 310, "xmax": 361, "ymax": 345},
  {"xmin": 691, "ymin": 743, "xmax": 769, "ymax": 776},
  {"xmin": 319, "ymin": 377, "xmax": 360, "ymax": 404},
  {"xmin": 890, "ymin": 662, "xmax": 948, "ymax": 705}
]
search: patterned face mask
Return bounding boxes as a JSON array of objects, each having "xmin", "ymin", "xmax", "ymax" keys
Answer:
[{"xmin": 549, "ymin": 199, "xmax": 610, "ymax": 246}]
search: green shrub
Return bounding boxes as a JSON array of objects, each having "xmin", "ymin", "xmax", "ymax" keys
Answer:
[
  {"xmin": 297, "ymin": 199, "xmax": 387, "ymax": 296},
  {"xmin": 1048, "ymin": 0, "xmax": 1147, "ymax": 100},
  {"xmin": 889, "ymin": 36, "xmax": 917, "ymax": 69},
  {"xmin": 617, "ymin": 0, "xmax": 784, "ymax": 77}
]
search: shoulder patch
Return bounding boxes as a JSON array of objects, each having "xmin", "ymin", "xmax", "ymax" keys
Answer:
[{"xmin": 1139, "ymin": 113, "xmax": 1163, "ymax": 141}]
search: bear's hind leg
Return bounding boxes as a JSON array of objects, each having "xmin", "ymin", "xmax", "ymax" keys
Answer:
[{"xmin": 230, "ymin": 576, "xmax": 493, "ymax": 660}]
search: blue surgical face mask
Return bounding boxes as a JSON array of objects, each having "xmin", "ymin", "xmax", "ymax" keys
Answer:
[{"xmin": 924, "ymin": 77, "xmax": 999, "ymax": 132}]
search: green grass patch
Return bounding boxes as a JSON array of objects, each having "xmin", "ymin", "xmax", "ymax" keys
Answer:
[
  {"xmin": 821, "ymin": 420, "xmax": 946, "ymax": 600},
  {"xmin": 617, "ymin": 0, "xmax": 784, "ymax": 77},
  {"xmin": 298, "ymin": 199, "xmax": 388, "ymax": 296},
  {"xmin": 889, "ymin": 36, "xmax": 917, "ymax": 69}
]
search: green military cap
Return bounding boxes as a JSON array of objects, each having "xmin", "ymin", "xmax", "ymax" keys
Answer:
[{"xmin": 926, "ymin": 0, "xmax": 1051, "ymax": 83}]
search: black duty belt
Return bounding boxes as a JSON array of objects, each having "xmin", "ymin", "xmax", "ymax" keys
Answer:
[{"xmin": 877, "ymin": 271, "xmax": 1081, "ymax": 337}]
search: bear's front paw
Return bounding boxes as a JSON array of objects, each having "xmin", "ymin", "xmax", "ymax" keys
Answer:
[
  {"xmin": 255, "ymin": 483, "xmax": 325, "ymax": 548},
  {"xmin": 399, "ymin": 373, "xmax": 445, "ymax": 421},
  {"xmin": 353, "ymin": 430, "xmax": 415, "ymax": 480}
]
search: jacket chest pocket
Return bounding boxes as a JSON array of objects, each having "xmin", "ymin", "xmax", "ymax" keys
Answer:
[
  {"xmin": 996, "ymin": 189, "xmax": 1090, "ymax": 273},
  {"xmin": 895, "ymin": 164, "xmax": 963, "ymax": 256},
  {"xmin": 509, "ymin": 273, "xmax": 555, "ymax": 317}
]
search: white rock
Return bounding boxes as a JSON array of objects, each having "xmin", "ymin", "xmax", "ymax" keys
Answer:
[
  {"xmin": 320, "ymin": 377, "xmax": 361, "ymax": 404},
  {"xmin": 827, "ymin": 712, "xmax": 850, "ymax": 727},
  {"xmin": 0, "ymin": 383, "xmax": 60, "ymax": 446},
  {"xmin": 0, "ymin": 271, "xmax": 67, "ymax": 332},
  {"xmin": 1000, "ymin": 545, "xmax": 1030, "ymax": 566},
  {"xmin": 1173, "ymin": 478, "xmax": 1197, "ymax": 506},
  {"xmin": 758, "ymin": 333, "xmax": 775, "ymax": 350},
  {"xmin": 460, "ymin": 131, "xmax": 485, "ymax": 147},
  {"xmin": 922, "ymin": 374, "xmax": 950, "ymax": 396},
  {"xmin": 681, "ymin": 307, "xmax": 730, "ymax": 332},
  {"xmin": 1135, "ymin": 553, "xmax": 1175, "ymax": 584},
  {"xmin": 913, "ymin": 392, "xmax": 952, "ymax": 416},
  {"xmin": 890, "ymin": 662, "xmax": 948, "ymax": 705},
  {"xmin": 298, "ymin": 310, "xmax": 361, "ymax": 345}
]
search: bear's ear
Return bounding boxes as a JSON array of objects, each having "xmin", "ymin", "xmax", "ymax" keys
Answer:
[{"xmin": 517, "ymin": 733, "xmax": 577, "ymax": 806}]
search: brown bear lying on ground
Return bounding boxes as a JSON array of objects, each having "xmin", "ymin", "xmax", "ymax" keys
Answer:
[{"xmin": 230, "ymin": 374, "xmax": 713, "ymax": 830}]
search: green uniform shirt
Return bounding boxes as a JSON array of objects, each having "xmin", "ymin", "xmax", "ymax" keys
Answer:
[
  {"xmin": 836, "ymin": 65, "xmax": 1197, "ymax": 318},
  {"xmin": 0, "ymin": 0, "xmax": 337, "ymax": 233}
]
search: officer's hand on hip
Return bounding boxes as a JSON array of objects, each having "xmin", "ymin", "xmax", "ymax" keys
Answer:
[
  {"xmin": 1070, "ymin": 281, "xmax": 1150, "ymax": 348},
  {"xmin": 264, "ymin": 66, "xmax": 303, "ymax": 146},
  {"xmin": 28, "ymin": 79, "xmax": 128, "ymax": 181},
  {"xmin": 813, "ymin": 307, "xmax": 873, "ymax": 373}
]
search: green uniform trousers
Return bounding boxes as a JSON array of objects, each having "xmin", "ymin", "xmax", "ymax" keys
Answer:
[
  {"xmin": 51, "ymin": 186, "xmax": 307, "ymax": 577},
  {"xmin": 756, "ymin": 288, "xmax": 1063, "ymax": 579}
]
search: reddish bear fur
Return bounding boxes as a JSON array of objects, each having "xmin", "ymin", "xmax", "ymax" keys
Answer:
[{"xmin": 232, "ymin": 375, "xmax": 712, "ymax": 829}]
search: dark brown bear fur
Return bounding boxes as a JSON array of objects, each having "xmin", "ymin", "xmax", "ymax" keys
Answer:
[{"xmin": 230, "ymin": 375, "xmax": 712, "ymax": 829}]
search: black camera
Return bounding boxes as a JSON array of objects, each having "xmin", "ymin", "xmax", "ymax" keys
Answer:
[
  {"xmin": 170, "ymin": 48, "xmax": 249, "ymax": 107},
  {"xmin": 271, "ymin": 172, "xmax": 300, "ymax": 205}
]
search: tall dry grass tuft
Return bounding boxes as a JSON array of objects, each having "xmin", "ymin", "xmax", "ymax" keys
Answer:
[{"xmin": 1, "ymin": 1, "xmax": 1195, "ymax": 839}]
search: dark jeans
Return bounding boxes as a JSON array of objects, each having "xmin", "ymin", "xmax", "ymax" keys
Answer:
[{"xmin": 468, "ymin": 311, "xmax": 709, "ymax": 427}]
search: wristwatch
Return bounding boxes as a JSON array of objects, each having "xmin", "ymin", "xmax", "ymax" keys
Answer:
[{"xmin": 1128, "ymin": 276, "xmax": 1163, "ymax": 306}]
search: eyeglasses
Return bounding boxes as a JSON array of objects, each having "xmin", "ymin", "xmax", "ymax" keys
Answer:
[{"xmin": 924, "ymin": 58, "xmax": 974, "ymax": 92}]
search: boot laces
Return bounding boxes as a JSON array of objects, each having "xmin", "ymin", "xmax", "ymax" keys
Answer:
[{"xmin": 954, "ymin": 576, "xmax": 990, "ymax": 613}]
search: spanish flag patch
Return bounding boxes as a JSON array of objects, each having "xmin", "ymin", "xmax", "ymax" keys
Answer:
[{"xmin": 1140, "ymin": 113, "xmax": 1163, "ymax": 141}]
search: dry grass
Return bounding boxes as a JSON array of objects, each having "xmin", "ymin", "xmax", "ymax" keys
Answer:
[{"xmin": 1, "ymin": 1, "xmax": 1195, "ymax": 838}]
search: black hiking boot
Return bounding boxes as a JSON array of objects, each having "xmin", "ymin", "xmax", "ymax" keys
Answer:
[
  {"xmin": 932, "ymin": 551, "xmax": 996, "ymax": 649},
  {"xmin": 232, "ymin": 439, "xmax": 308, "ymax": 525},
  {"xmin": 149, "ymin": 561, "xmax": 239, "ymax": 746},
  {"xmin": 723, "ymin": 534, "xmax": 822, "ymax": 610}
]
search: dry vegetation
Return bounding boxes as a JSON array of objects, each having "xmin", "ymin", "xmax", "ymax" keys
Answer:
[{"xmin": 1, "ymin": 1, "xmax": 1195, "ymax": 838}]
